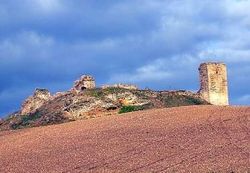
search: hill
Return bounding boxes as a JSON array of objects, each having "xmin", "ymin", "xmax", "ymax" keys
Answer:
[
  {"xmin": 0, "ymin": 106, "xmax": 249, "ymax": 172},
  {"xmin": 0, "ymin": 88, "xmax": 208, "ymax": 131}
]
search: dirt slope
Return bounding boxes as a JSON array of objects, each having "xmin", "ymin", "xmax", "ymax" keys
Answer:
[{"xmin": 0, "ymin": 106, "xmax": 249, "ymax": 173}]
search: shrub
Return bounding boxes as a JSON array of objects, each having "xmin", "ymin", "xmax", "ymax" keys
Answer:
[
  {"xmin": 87, "ymin": 88, "xmax": 126, "ymax": 98},
  {"xmin": 118, "ymin": 105, "xmax": 144, "ymax": 114},
  {"xmin": 21, "ymin": 113, "xmax": 41, "ymax": 125},
  {"xmin": 91, "ymin": 90, "xmax": 104, "ymax": 98},
  {"xmin": 159, "ymin": 93, "xmax": 209, "ymax": 108},
  {"xmin": 184, "ymin": 95, "xmax": 207, "ymax": 105},
  {"xmin": 11, "ymin": 113, "xmax": 42, "ymax": 129}
]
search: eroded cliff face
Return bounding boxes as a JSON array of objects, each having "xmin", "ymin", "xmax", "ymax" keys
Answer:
[{"xmin": 20, "ymin": 89, "xmax": 52, "ymax": 115}]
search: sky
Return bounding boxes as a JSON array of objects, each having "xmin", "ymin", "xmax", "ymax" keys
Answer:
[{"xmin": 1, "ymin": 0, "xmax": 250, "ymax": 117}]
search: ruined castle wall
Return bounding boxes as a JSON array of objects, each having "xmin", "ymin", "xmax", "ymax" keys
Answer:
[
  {"xmin": 82, "ymin": 80, "xmax": 95, "ymax": 89},
  {"xmin": 199, "ymin": 63, "xmax": 229, "ymax": 105},
  {"xmin": 73, "ymin": 75, "xmax": 96, "ymax": 92},
  {"xmin": 199, "ymin": 64, "xmax": 210, "ymax": 102},
  {"xmin": 102, "ymin": 84, "xmax": 138, "ymax": 90}
]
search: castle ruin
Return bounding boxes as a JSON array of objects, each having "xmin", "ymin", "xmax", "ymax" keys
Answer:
[
  {"xmin": 198, "ymin": 62, "xmax": 229, "ymax": 106},
  {"xmin": 73, "ymin": 75, "xmax": 96, "ymax": 92}
]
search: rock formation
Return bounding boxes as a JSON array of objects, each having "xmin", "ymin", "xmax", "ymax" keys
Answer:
[
  {"xmin": 198, "ymin": 62, "xmax": 229, "ymax": 105},
  {"xmin": 20, "ymin": 88, "xmax": 51, "ymax": 115}
]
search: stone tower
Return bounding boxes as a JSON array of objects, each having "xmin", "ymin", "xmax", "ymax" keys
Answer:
[
  {"xmin": 198, "ymin": 62, "xmax": 229, "ymax": 105},
  {"xmin": 73, "ymin": 75, "xmax": 96, "ymax": 92}
]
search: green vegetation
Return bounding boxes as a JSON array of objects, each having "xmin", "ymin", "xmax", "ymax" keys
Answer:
[
  {"xmin": 11, "ymin": 113, "xmax": 42, "ymax": 129},
  {"xmin": 0, "ymin": 88, "xmax": 210, "ymax": 131},
  {"xmin": 89, "ymin": 89, "xmax": 104, "ymax": 98},
  {"xmin": 104, "ymin": 87, "xmax": 128, "ymax": 94},
  {"xmin": 183, "ymin": 95, "xmax": 208, "ymax": 105},
  {"xmin": 86, "ymin": 87, "xmax": 129, "ymax": 98},
  {"xmin": 21, "ymin": 113, "xmax": 41, "ymax": 125},
  {"xmin": 159, "ymin": 93, "xmax": 208, "ymax": 108},
  {"xmin": 118, "ymin": 105, "xmax": 144, "ymax": 114}
]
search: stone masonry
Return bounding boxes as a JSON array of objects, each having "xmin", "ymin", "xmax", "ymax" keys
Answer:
[
  {"xmin": 198, "ymin": 62, "xmax": 229, "ymax": 105},
  {"xmin": 73, "ymin": 75, "xmax": 96, "ymax": 92},
  {"xmin": 102, "ymin": 83, "xmax": 138, "ymax": 90}
]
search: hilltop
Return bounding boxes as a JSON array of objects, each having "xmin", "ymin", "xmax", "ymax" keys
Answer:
[
  {"xmin": 0, "ymin": 106, "xmax": 249, "ymax": 172},
  {"xmin": 1, "ymin": 61, "xmax": 230, "ymax": 131},
  {"xmin": 0, "ymin": 87, "xmax": 208, "ymax": 131}
]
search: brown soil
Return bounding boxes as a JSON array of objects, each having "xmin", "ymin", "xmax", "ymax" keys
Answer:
[{"xmin": 0, "ymin": 106, "xmax": 249, "ymax": 173}]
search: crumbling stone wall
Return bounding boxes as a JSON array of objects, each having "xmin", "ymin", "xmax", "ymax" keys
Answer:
[
  {"xmin": 102, "ymin": 83, "xmax": 138, "ymax": 90},
  {"xmin": 73, "ymin": 75, "xmax": 96, "ymax": 92},
  {"xmin": 198, "ymin": 62, "xmax": 229, "ymax": 105}
]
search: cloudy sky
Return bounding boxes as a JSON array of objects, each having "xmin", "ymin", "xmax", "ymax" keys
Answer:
[{"xmin": 1, "ymin": 0, "xmax": 250, "ymax": 117}]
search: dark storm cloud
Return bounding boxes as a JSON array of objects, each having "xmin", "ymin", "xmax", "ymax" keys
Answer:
[
  {"xmin": 1, "ymin": 0, "xmax": 250, "ymax": 116},
  {"xmin": 0, "ymin": 0, "xmax": 161, "ymax": 41}
]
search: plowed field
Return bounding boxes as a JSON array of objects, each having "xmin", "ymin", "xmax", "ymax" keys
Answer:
[{"xmin": 0, "ymin": 106, "xmax": 249, "ymax": 172}]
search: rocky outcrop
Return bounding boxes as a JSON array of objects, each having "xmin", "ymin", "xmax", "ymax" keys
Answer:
[
  {"xmin": 0, "ymin": 87, "xmax": 209, "ymax": 130},
  {"xmin": 1, "ymin": 74, "xmax": 209, "ymax": 131},
  {"xmin": 20, "ymin": 89, "xmax": 51, "ymax": 115}
]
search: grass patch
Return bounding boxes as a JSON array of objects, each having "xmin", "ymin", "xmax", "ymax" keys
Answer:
[
  {"xmin": 11, "ymin": 113, "xmax": 42, "ymax": 129},
  {"xmin": 159, "ymin": 93, "xmax": 209, "ymax": 108},
  {"xmin": 91, "ymin": 89, "xmax": 105, "ymax": 98},
  {"xmin": 84, "ymin": 88, "xmax": 104, "ymax": 98},
  {"xmin": 86, "ymin": 87, "xmax": 129, "ymax": 98},
  {"xmin": 21, "ymin": 113, "xmax": 41, "ymax": 125},
  {"xmin": 118, "ymin": 105, "xmax": 144, "ymax": 114},
  {"xmin": 103, "ymin": 87, "xmax": 129, "ymax": 94},
  {"xmin": 183, "ymin": 95, "xmax": 208, "ymax": 105}
]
